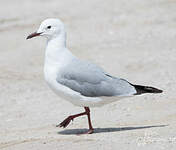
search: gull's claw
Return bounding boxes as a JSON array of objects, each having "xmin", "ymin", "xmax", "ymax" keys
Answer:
[{"xmin": 56, "ymin": 116, "xmax": 74, "ymax": 128}]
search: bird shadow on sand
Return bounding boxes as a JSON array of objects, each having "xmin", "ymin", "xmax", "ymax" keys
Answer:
[{"xmin": 58, "ymin": 124, "xmax": 167, "ymax": 135}]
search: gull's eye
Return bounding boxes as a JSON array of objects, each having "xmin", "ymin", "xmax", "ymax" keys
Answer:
[{"xmin": 47, "ymin": 26, "xmax": 51, "ymax": 29}]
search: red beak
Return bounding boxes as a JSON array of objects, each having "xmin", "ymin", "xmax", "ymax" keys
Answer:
[{"xmin": 26, "ymin": 32, "xmax": 42, "ymax": 39}]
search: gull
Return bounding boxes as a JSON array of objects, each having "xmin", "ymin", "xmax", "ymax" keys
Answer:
[{"xmin": 27, "ymin": 18, "xmax": 163, "ymax": 134}]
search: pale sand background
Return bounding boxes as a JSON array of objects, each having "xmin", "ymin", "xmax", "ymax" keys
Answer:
[{"xmin": 0, "ymin": 0, "xmax": 176, "ymax": 149}]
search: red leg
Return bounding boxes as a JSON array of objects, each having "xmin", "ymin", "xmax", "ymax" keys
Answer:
[
  {"xmin": 83, "ymin": 107, "xmax": 94, "ymax": 134},
  {"xmin": 56, "ymin": 111, "xmax": 87, "ymax": 128},
  {"xmin": 57, "ymin": 107, "xmax": 94, "ymax": 134}
]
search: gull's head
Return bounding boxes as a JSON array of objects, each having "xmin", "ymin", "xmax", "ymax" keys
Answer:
[{"xmin": 27, "ymin": 18, "xmax": 65, "ymax": 40}]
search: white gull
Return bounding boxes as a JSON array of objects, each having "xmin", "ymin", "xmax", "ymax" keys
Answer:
[{"xmin": 27, "ymin": 18, "xmax": 162, "ymax": 134}]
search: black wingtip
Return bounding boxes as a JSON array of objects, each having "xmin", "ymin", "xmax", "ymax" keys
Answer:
[
  {"xmin": 154, "ymin": 88, "xmax": 163, "ymax": 93},
  {"xmin": 133, "ymin": 85, "xmax": 163, "ymax": 95}
]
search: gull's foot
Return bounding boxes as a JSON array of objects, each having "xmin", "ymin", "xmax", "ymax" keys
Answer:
[
  {"xmin": 56, "ymin": 116, "xmax": 74, "ymax": 128},
  {"xmin": 77, "ymin": 128, "xmax": 94, "ymax": 135}
]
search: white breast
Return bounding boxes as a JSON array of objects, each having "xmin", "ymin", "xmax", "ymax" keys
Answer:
[{"xmin": 43, "ymin": 40, "xmax": 128, "ymax": 107}]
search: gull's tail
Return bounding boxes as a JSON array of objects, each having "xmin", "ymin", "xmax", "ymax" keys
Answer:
[{"xmin": 133, "ymin": 84, "xmax": 163, "ymax": 95}]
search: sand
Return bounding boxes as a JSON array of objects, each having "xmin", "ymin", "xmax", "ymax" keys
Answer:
[{"xmin": 0, "ymin": 0, "xmax": 176, "ymax": 149}]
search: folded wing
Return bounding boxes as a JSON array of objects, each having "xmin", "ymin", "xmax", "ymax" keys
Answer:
[{"xmin": 56, "ymin": 58, "xmax": 136, "ymax": 97}]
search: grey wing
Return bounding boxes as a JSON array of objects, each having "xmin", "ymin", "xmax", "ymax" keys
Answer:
[{"xmin": 56, "ymin": 59, "xmax": 137, "ymax": 97}]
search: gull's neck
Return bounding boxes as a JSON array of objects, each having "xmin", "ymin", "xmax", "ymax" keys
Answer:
[
  {"xmin": 45, "ymin": 31, "xmax": 73, "ymax": 64},
  {"xmin": 47, "ymin": 31, "xmax": 66, "ymax": 48}
]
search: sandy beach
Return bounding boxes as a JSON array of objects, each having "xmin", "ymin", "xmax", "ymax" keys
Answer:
[{"xmin": 0, "ymin": 0, "xmax": 176, "ymax": 149}]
